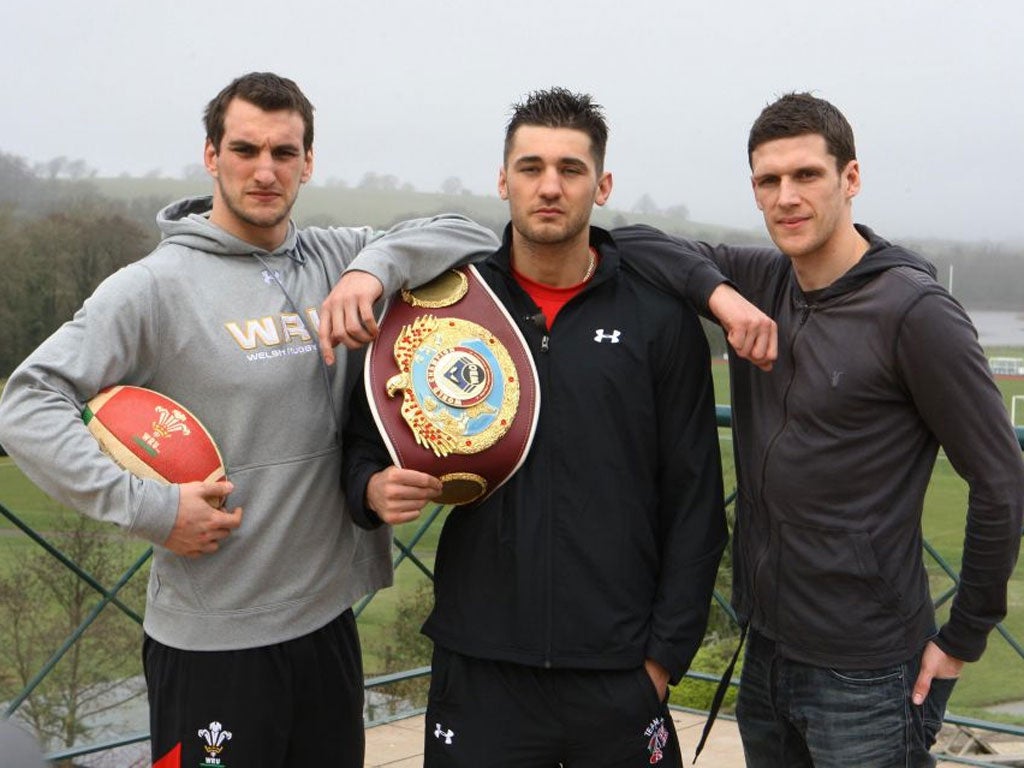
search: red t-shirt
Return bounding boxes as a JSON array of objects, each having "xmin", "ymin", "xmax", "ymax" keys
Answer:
[{"xmin": 511, "ymin": 250, "xmax": 599, "ymax": 330}]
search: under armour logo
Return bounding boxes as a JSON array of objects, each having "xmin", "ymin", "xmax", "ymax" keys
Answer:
[
  {"xmin": 260, "ymin": 269, "xmax": 281, "ymax": 285},
  {"xmin": 830, "ymin": 371, "xmax": 844, "ymax": 388},
  {"xmin": 594, "ymin": 329, "xmax": 621, "ymax": 344},
  {"xmin": 434, "ymin": 723, "xmax": 454, "ymax": 745}
]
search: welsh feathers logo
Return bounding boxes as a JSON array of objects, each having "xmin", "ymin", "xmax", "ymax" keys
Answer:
[
  {"xmin": 133, "ymin": 405, "xmax": 191, "ymax": 457},
  {"xmin": 198, "ymin": 720, "xmax": 232, "ymax": 766}
]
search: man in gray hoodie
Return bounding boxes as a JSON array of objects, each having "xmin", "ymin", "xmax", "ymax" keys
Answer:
[{"xmin": 0, "ymin": 72, "xmax": 497, "ymax": 767}]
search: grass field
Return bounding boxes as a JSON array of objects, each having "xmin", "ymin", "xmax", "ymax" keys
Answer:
[{"xmin": 2, "ymin": 356, "xmax": 1023, "ymax": 722}]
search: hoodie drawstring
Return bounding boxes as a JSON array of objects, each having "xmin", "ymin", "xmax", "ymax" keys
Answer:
[{"xmin": 251, "ymin": 247, "xmax": 342, "ymax": 445}]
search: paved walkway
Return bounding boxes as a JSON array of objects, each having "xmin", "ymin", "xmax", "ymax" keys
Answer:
[
  {"xmin": 364, "ymin": 711, "xmax": 1000, "ymax": 767},
  {"xmin": 365, "ymin": 709, "xmax": 746, "ymax": 767}
]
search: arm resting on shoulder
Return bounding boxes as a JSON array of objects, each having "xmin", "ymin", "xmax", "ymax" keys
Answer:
[
  {"xmin": 614, "ymin": 225, "xmax": 778, "ymax": 370},
  {"xmin": 320, "ymin": 215, "xmax": 498, "ymax": 357}
]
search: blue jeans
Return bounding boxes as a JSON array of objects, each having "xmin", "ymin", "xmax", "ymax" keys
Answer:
[{"xmin": 736, "ymin": 629, "xmax": 956, "ymax": 767}]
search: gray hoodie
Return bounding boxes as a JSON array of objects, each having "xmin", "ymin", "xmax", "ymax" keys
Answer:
[{"xmin": 0, "ymin": 196, "xmax": 498, "ymax": 650}]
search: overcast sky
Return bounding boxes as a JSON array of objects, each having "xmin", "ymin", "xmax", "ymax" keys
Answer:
[{"xmin": 3, "ymin": 0, "xmax": 1022, "ymax": 243}]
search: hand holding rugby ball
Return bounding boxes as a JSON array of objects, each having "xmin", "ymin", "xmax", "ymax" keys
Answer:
[{"xmin": 83, "ymin": 385, "xmax": 226, "ymax": 484}]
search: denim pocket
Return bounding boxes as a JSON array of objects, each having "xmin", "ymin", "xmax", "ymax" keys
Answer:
[
  {"xmin": 827, "ymin": 665, "xmax": 904, "ymax": 685},
  {"xmin": 920, "ymin": 676, "xmax": 957, "ymax": 750},
  {"xmin": 792, "ymin": 661, "xmax": 911, "ymax": 763}
]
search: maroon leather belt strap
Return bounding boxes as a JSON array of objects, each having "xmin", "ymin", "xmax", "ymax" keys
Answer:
[{"xmin": 365, "ymin": 265, "xmax": 540, "ymax": 505}]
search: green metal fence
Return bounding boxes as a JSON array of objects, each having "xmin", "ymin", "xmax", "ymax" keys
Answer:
[{"xmin": 2, "ymin": 415, "xmax": 1023, "ymax": 764}]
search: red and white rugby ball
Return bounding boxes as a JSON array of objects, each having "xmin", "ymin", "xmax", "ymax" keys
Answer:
[{"xmin": 82, "ymin": 386, "xmax": 226, "ymax": 484}]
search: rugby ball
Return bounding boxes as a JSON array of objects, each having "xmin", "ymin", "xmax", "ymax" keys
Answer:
[{"xmin": 82, "ymin": 385, "xmax": 226, "ymax": 484}]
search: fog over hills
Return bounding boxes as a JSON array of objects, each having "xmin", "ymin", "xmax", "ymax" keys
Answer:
[{"xmin": 3, "ymin": 0, "xmax": 1022, "ymax": 244}]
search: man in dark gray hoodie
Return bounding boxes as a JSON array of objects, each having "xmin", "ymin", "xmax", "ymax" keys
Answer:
[
  {"xmin": 0, "ymin": 72, "xmax": 498, "ymax": 767},
  {"xmin": 625, "ymin": 93, "xmax": 1024, "ymax": 767}
]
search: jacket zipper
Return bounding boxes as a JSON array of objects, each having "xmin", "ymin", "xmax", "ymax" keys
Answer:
[
  {"xmin": 541, "ymin": 326, "xmax": 552, "ymax": 666},
  {"xmin": 523, "ymin": 312, "xmax": 553, "ymax": 666},
  {"xmin": 518, "ymin": 268, "xmax": 597, "ymax": 667},
  {"xmin": 752, "ymin": 302, "xmax": 814, "ymax": 628}
]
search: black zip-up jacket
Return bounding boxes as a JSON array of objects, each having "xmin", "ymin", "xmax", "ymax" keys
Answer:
[
  {"xmin": 621, "ymin": 223, "xmax": 1024, "ymax": 668},
  {"xmin": 344, "ymin": 225, "xmax": 727, "ymax": 683}
]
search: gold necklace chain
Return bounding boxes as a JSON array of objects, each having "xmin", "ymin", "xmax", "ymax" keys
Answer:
[{"xmin": 581, "ymin": 248, "xmax": 597, "ymax": 283}]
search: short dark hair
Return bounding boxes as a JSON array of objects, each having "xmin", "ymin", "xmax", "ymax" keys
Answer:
[
  {"xmin": 504, "ymin": 88, "xmax": 609, "ymax": 173},
  {"xmin": 204, "ymin": 72, "xmax": 315, "ymax": 153},
  {"xmin": 747, "ymin": 92, "xmax": 856, "ymax": 171}
]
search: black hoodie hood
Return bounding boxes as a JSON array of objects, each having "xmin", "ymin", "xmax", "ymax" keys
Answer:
[{"xmin": 811, "ymin": 223, "xmax": 937, "ymax": 303}]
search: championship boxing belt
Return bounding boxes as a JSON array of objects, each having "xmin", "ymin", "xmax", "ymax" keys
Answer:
[{"xmin": 365, "ymin": 265, "xmax": 540, "ymax": 505}]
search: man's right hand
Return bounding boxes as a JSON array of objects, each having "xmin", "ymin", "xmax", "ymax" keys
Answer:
[
  {"xmin": 707, "ymin": 283, "xmax": 778, "ymax": 371},
  {"xmin": 366, "ymin": 466, "xmax": 442, "ymax": 525},
  {"xmin": 318, "ymin": 270, "xmax": 385, "ymax": 363},
  {"xmin": 164, "ymin": 480, "xmax": 242, "ymax": 558}
]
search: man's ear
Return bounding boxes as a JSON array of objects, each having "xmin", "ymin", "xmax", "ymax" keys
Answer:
[
  {"xmin": 203, "ymin": 139, "xmax": 219, "ymax": 177},
  {"xmin": 300, "ymin": 149, "xmax": 314, "ymax": 184},
  {"xmin": 842, "ymin": 159, "xmax": 861, "ymax": 200},
  {"xmin": 594, "ymin": 171, "xmax": 613, "ymax": 207},
  {"xmin": 498, "ymin": 165, "xmax": 509, "ymax": 200}
]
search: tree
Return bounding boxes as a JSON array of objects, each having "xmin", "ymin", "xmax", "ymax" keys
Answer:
[
  {"xmin": 632, "ymin": 193, "xmax": 660, "ymax": 215},
  {"xmin": 181, "ymin": 163, "xmax": 208, "ymax": 181},
  {"xmin": 368, "ymin": 580, "xmax": 434, "ymax": 719},
  {"xmin": 358, "ymin": 172, "xmax": 400, "ymax": 191},
  {"xmin": 664, "ymin": 203, "xmax": 690, "ymax": 222},
  {"xmin": 440, "ymin": 176, "xmax": 464, "ymax": 196},
  {"xmin": 0, "ymin": 516, "xmax": 149, "ymax": 762},
  {"xmin": 0, "ymin": 151, "xmax": 38, "ymax": 207},
  {"xmin": 0, "ymin": 207, "xmax": 152, "ymax": 378},
  {"xmin": 0, "ymin": 209, "xmax": 32, "ymax": 376},
  {"xmin": 43, "ymin": 156, "xmax": 68, "ymax": 180},
  {"xmin": 65, "ymin": 159, "xmax": 95, "ymax": 181}
]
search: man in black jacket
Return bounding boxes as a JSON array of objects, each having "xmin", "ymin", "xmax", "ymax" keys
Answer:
[
  {"xmin": 344, "ymin": 88, "xmax": 729, "ymax": 767},
  {"xmin": 626, "ymin": 92, "xmax": 1024, "ymax": 767}
]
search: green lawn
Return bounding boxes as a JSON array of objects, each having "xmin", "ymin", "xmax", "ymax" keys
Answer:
[
  {"xmin": 0, "ymin": 460, "xmax": 78, "ymax": 529},
  {"xmin": 0, "ymin": 459, "xmax": 83, "ymax": 572},
  {"xmin": 923, "ymin": 454, "xmax": 1024, "ymax": 719}
]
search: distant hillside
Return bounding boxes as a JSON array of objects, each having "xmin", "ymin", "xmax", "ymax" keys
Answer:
[
  {"xmin": 90, "ymin": 177, "xmax": 770, "ymax": 245},
  {"xmin": 95, "ymin": 176, "xmax": 1024, "ymax": 309}
]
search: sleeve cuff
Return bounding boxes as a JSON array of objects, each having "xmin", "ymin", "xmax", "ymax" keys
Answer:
[
  {"xmin": 934, "ymin": 623, "xmax": 988, "ymax": 663},
  {"xmin": 345, "ymin": 463, "xmax": 386, "ymax": 530},
  {"xmin": 128, "ymin": 480, "xmax": 179, "ymax": 546}
]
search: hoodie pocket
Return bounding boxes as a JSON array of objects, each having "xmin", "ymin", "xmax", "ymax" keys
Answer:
[{"xmin": 774, "ymin": 521, "xmax": 904, "ymax": 656}]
